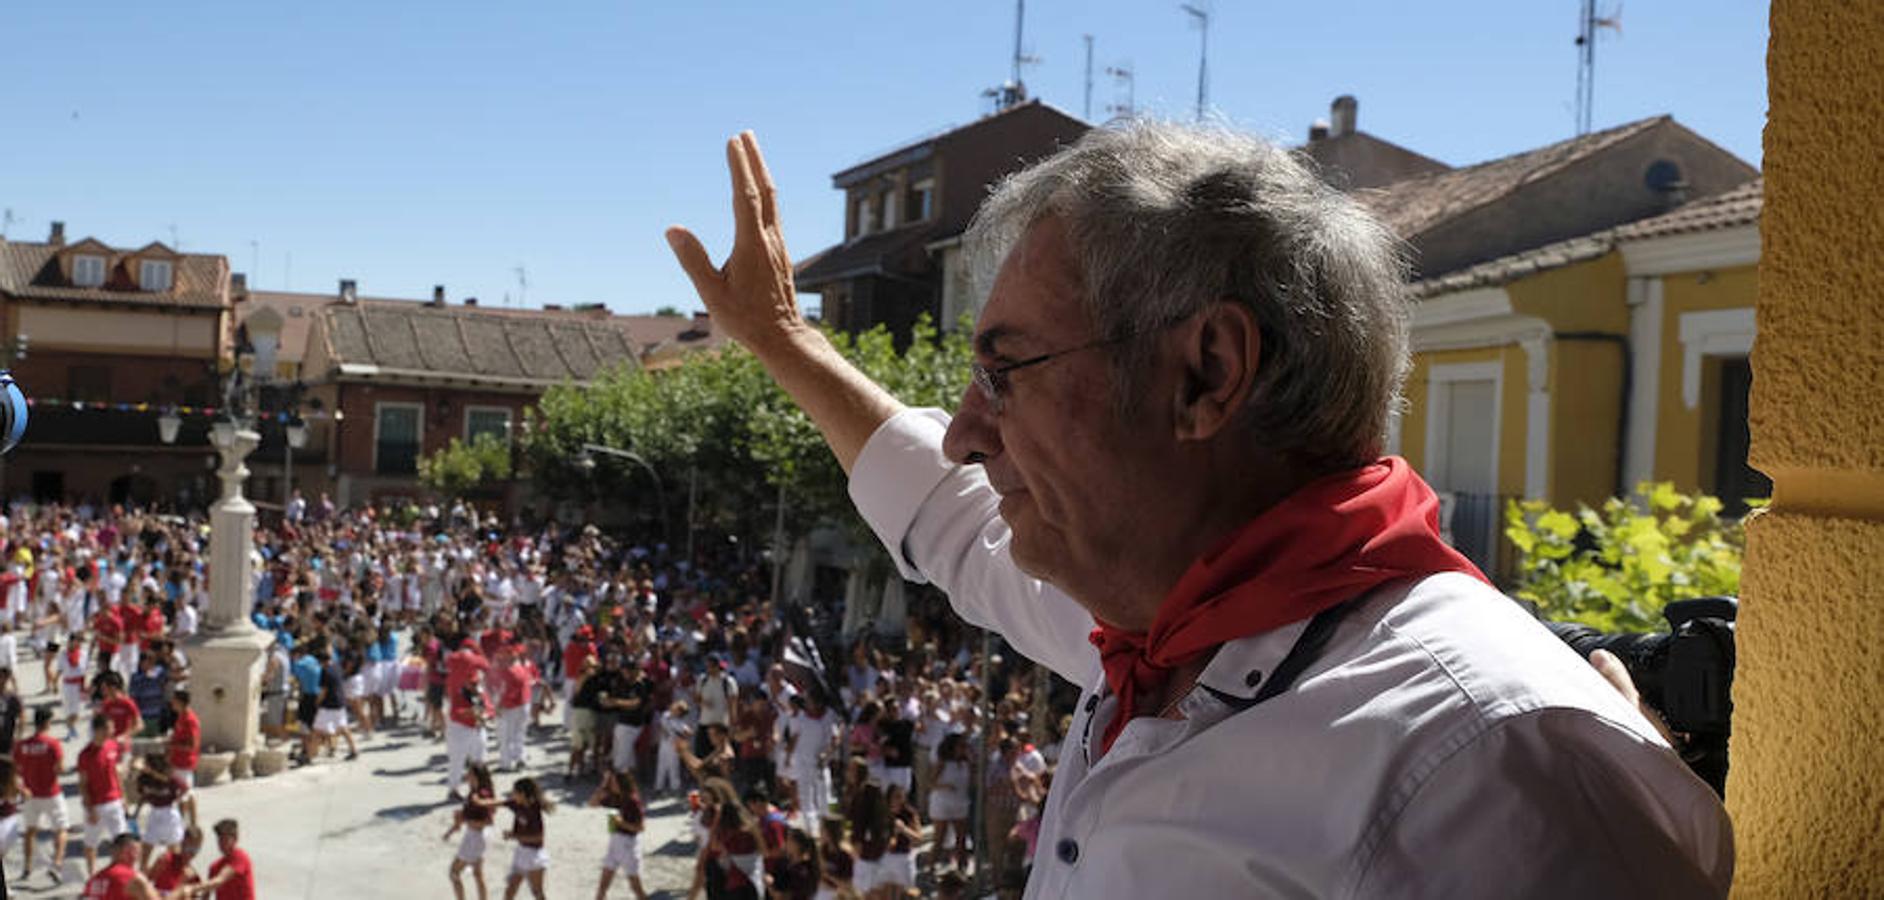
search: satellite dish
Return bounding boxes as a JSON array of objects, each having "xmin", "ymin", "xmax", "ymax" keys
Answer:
[{"xmin": 1645, "ymin": 159, "xmax": 1686, "ymax": 193}]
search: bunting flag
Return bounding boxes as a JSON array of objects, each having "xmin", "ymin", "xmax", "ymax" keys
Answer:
[{"xmin": 19, "ymin": 397, "xmax": 336, "ymax": 421}]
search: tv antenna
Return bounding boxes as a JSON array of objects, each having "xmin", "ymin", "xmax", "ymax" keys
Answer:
[
  {"xmin": 1, "ymin": 209, "xmax": 14, "ymax": 239},
  {"xmin": 1180, "ymin": 2, "xmax": 1212, "ymax": 122},
  {"xmin": 1574, "ymin": 0, "xmax": 1623, "ymax": 134},
  {"xmin": 985, "ymin": 0, "xmax": 1040, "ymax": 111},
  {"xmin": 1083, "ymin": 34, "xmax": 1095, "ymax": 120},
  {"xmin": 1106, "ymin": 62, "xmax": 1136, "ymax": 120},
  {"xmin": 513, "ymin": 265, "xmax": 528, "ymax": 308}
]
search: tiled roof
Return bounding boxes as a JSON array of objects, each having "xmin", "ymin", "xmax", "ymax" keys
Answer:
[
  {"xmin": 313, "ymin": 300, "xmax": 647, "ymax": 387},
  {"xmin": 1413, "ymin": 232, "xmax": 1616, "ymax": 298},
  {"xmin": 1612, "ymin": 178, "xmax": 1762, "ymax": 240},
  {"xmin": 1359, "ymin": 117, "xmax": 1668, "ymax": 239},
  {"xmin": 1412, "ymin": 177, "xmax": 1763, "ymax": 298},
  {"xmin": 0, "ymin": 238, "xmax": 227, "ymax": 310},
  {"xmin": 795, "ymin": 223, "xmax": 942, "ymax": 288}
]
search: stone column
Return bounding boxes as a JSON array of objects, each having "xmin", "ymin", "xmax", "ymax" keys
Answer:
[{"xmin": 185, "ymin": 428, "xmax": 274, "ymax": 761}]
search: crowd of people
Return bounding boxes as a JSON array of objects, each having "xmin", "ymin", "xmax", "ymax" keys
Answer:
[
  {"xmin": 0, "ymin": 495, "xmax": 1068, "ymax": 899},
  {"xmin": 0, "ymin": 501, "xmax": 258, "ymax": 898}
]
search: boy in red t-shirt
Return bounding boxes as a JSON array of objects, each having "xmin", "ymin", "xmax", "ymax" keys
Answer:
[
  {"xmin": 199, "ymin": 819, "xmax": 255, "ymax": 900},
  {"xmin": 495, "ymin": 645, "xmax": 536, "ymax": 772},
  {"xmin": 148, "ymin": 824, "xmax": 204, "ymax": 894},
  {"xmin": 77, "ymin": 713, "xmax": 127, "ymax": 876},
  {"xmin": 14, "ymin": 705, "xmax": 69, "ymax": 883},
  {"xmin": 95, "ymin": 673, "xmax": 143, "ymax": 740},
  {"xmin": 168, "ymin": 689, "xmax": 201, "ymax": 827}
]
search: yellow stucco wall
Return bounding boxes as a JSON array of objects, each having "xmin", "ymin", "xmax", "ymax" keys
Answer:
[
  {"xmin": 1401, "ymin": 345, "xmax": 1528, "ymax": 499},
  {"xmin": 1730, "ymin": 2, "xmax": 1884, "ymax": 895},
  {"xmin": 1509, "ymin": 254, "xmax": 1631, "ymax": 507},
  {"xmin": 1653, "ymin": 265, "xmax": 1759, "ymax": 493}
]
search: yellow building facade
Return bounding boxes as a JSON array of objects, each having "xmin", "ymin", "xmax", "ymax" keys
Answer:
[{"xmin": 1397, "ymin": 182, "xmax": 1763, "ymax": 577}]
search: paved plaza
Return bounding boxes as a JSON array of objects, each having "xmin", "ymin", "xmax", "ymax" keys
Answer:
[{"xmin": 3, "ymin": 643, "xmax": 705, "ymax": 899}]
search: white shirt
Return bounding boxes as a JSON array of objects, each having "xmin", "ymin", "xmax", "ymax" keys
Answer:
[
  {"xmin": 850, "ymin": 409, "xmax": 1732, "ymax": 900},
  {"xmin": 785, "ymin": 710, "xmax": 834, "ymax": 772}
]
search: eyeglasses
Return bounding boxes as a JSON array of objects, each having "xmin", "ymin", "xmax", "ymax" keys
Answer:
[{"xmin": 969, "ymin": 322, "xmax": 1177, "ymax": 413}]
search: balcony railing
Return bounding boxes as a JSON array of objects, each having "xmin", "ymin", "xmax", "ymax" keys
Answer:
[
  {"xmin": 376, "ymin": 441, "xmax": 420, "ymax": 476},
  {"xmin": 1441, "ymin": 491, "xmax": 1509, "ymax": 582}
]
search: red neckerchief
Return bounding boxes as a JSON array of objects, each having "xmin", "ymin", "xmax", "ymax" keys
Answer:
[{"xmin": 1088, "ymin": 457, "xmax": 1487, "ymax": 754}]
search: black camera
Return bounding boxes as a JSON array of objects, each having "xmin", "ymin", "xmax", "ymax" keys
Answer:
[
  {"xmin": 1548, "ymin": 597, "xmax": 1737, "ymax": 797},
  {"xmin": 0, "ymin": 371, "xmax": 23, "ymax": 454}
]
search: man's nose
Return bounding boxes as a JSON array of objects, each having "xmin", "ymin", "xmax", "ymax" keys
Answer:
[{"xmin": 943, "ymin": 383, "xmax": 1001, "ymax": 466}]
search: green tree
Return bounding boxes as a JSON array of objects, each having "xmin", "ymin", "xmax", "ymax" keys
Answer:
[
  {"xmin": 523, "ymin": 316, "xmax": 974, "ymax": 550},
  {"xmin": 1504, "ymin": 482, "xmax": 1751, "ymax": 631},
  {"xmin": 417, "ymin": 433, "xmax": 514, "ymax": 498}
]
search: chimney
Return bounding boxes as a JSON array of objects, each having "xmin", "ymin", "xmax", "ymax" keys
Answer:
[
  {"xmin": 338, "ymin": 278, "xmax": 358, "ymax": 304},
  {"xmin": 49, "ymin": 221, "xmax": 65, "ymax": 246},
  {"xmin": 232, "ymin": 272, "xmax": 248, "ymax": 294},
  {"xmin": 463, "ymin": 297, "xmax": 478, "ymax": 307},
  {"xmin": 692, "ymin": 311, "xmax": 712, "ymax": 333},
  {"xmin": 1329, "ymin": 95, "xmax": 1358, "ymax": 138},
  {"xmin": 543, "ymin": 303, "xmax": 564, "ymax": 312},
  {"xmin": 431, "ymin": 285, "xmax": 446, "ymax": 307},
  {"xmin": 1308, "ymin": 119, "xmax": 1330, "ymax": 142}
]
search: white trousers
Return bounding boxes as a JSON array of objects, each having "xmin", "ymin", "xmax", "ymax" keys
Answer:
[
  {"xmin": 791, "ymin": 764, "xmax": 830, "ymax": 830},
  {"xmin": 497, "ymin": 706, "xmax": 528, "ymax": 769},
  {"xmin": 446, "ymin": 720, "xmax": 487, "ymax": 792},
  {"xmin": 611, "ymin": 723, "xmax": 642, "ymax": 775},
  {"xmin": 654, "ymin": 740, "xmax": 683, "ymax": 793}
]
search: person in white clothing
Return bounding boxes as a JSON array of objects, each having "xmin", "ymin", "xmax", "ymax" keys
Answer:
[
  {"xmin": 666, "ymin": 128, "xmax": 1734, "ymax": 898},
  {"xmin": 782, "ymin": 693, "xmax": 834, "ymax": 830}
]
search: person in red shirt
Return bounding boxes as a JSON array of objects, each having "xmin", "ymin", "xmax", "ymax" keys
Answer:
[
  {"xmin": 146, "ymin": 824, "xmax": 203, "ymax": 895},
  {"xmin": 167, "ymin": 690, "xmax": 200, "ymax": 827},
  {"xmin": 15, "ymin": 705, "xmax": 69, "ymax": 884},
  {"xmin": 78, "ymin": 713, "xmax": 128, "ymax": 877},
  {"xmin": 444, "ymin": 638, "xmax": 492, "ymax": 799},
  {"xmin": 80, "ymin": 832, "xmax": 164, "ymax": 899},
  {"xmin": 494, "ymin": 645, "xmax": 535, "ymax": 772},
  {"xmin": 96, "ymin": 673, "xmax": 143, "ymax": 740},
  {"xmin": 561, "ymin": 626, "xmax": 595, "ymax": 725},
  {"xmin": 92, "ymin": 606, "xmax": 124, "ymax": 677},
  {"xmin": 197, "ymin": 819, "xmax": 255, "ymax": 900},
  {"xmin": 138, "ymin": 598, "xmax": 165, "ymax": 656}
]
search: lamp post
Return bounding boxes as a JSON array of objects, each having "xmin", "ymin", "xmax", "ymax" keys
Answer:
[
  {"xmin": 283, "ymin": 415, "xmax": 307, "ymax": 515},
  {"xmin": 576, "ymin": 442, "xmax": 670, "ymax": 543},
  {"xmin": 154, "ymin": 311, "xmax": 286, "ymax": 770}
]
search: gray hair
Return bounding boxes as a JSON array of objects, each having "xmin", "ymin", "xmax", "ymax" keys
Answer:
[{"xmin": 963, "ymin": 120, "xmax": 1411, "ymax": 471}]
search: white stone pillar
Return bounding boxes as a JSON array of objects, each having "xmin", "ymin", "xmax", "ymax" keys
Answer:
[{"xmin": 187, "ymin": 429, "xmax": 274, "ymax": 760}]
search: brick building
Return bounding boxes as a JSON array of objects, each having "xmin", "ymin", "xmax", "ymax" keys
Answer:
[
  {"xmin": 269, "ymin": 282, "xmax": 721, "ymax": 509},
  {"xmin": 793, "ymin": 100, "xmax": 1090, "ymax": 340},
  {"xmin": 0, "ymin": 222, "xmax": 233, "ymax": 506}
]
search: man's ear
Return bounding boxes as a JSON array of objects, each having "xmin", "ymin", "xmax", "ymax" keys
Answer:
[{"xmin": 1173, "ymin": 301, "xmax": 1261, "ymax": 441}]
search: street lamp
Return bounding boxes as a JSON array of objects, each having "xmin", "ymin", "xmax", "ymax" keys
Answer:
[
  {"xmin": 577, "ymin": 442, "xmax": 669, "ymax": 542},
  {"xmin": 283, "ymin": 414, "xmax": 308, "ymax": 514}
]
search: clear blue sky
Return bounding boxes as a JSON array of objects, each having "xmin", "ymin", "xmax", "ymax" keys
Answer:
[{"xmin": 0, "ymin": 1, "xmax": 1768, "ymax": 315}]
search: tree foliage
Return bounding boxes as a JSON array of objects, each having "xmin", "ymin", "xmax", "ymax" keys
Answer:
[
  {"xmin": 1504, "ymin": 482, "xmax": 1751, "ymax": 631},
  {"xmin": 523, "ymin": 316, "xmax": 974, "ymax": 549},
  {"xmin": 417, "ymin": 433, "xmax": 514, "ymax": 498}
]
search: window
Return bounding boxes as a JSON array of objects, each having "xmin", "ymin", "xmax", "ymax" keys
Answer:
[
  {"xmin": 853, "ymin": 195, "xmax": 874, "ymax": 237},
  {"xmin": 374, "ymin": 402, "xmax": 423, "ymax": 475},
  {"xmin": 465, "ymin": 406, "xmax": 512, "ymax": 443},
  {"xmin": 68, "ymin": 365, "xmax": 112, "ymax": 405},
  {"xmin": 1423, "ymin": 362, "xmax": 1503, "ymax": 577},
  {"xmin": 880, "ymin": 188, "xmax": 899, "ymax": 229},
  {"xmin": 72, "ymin": 255, "xmax": 106, "ymax": 287},
  {"xmin": 906, "ymin": 178, "xmax": 935, "ymax": 222},
  {"xmin": 139, "ymin": 259, "xmax": 173, "ymax": 291},
  {"xmin": 1712, "ymin": 357, "xmax": 1772, "ymax": 516}
]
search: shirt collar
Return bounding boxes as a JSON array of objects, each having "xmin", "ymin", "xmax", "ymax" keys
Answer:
[{"xmin": 1192, "ymin": 617, "xmax": 1316, "ymax": 703}]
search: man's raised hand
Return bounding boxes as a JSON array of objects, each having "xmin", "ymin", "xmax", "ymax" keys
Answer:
[{"xmin": 666, "ymin": 132, "xmax": 807, "ymax": 356}]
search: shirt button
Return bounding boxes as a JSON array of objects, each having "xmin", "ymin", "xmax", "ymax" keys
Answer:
[
  {"xmin": 1056, "ymin": 838, "xmax": 1079, "ymax": 865},
  {"xmin": 1245, "ymin": 669, "xmax": 1264, "ymax": 688}
]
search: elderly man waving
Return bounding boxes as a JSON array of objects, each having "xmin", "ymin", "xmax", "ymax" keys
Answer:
[{"xmin": 668, "ymin": 124, "xmax": 1731, "ymax": 899}]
